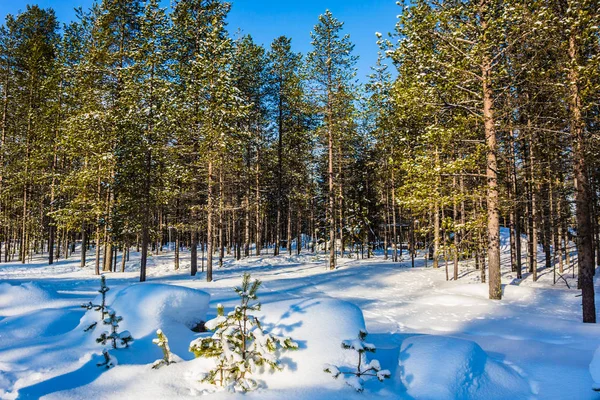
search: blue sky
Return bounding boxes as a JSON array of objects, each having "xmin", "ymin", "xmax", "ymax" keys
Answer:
[{"xmin": 0, "ymin": 0, "xmax": 399, "ymax": 81}]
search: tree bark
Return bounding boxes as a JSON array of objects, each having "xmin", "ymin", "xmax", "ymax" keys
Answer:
[
  {"xmin": 481, "ymin": 31, "xmax": 501, "ymax": 300},
  {"xmin": 207, "ymin": 160, "xmax": 214, "ymax": 282},
  {"xmin": 568, "ymin": 27, "xmax": 596, "ymax": 322}
]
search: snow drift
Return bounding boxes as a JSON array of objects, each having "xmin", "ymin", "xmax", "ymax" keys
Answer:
[
  {"xmin": 398, "ymin": 335, "xmax": 531, "ymax": 400},
  {"xmin": 77, "ymin": 283, "xmax": 210, "ymax": 363},
  {"xmin": 589, "ymin": 345, "xmax": 600, "ymax": 391},
  {"xmin": 255, "ymin": 297, "xmax": 368, "ymax": 388},
  {"xmin": 0, "ymin": 282, "xmax": 56, "ymax": 316},
  {"xmin": 47, "ymin": 296, "xmax": 371, "ymax": 399}
]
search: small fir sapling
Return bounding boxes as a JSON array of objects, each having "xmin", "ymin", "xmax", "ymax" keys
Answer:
[
  {"xmin": 97, "ymin": 349, "xmax": 117, "ymax": 369},
  {"xmin": 81, "ymin": 275, "xmax": 110, "ymax": 331},
  {"xmin": 324, "ymin": 330, "xmax": 391, "ymax": 392},
  {"xmin": 189, "ymin": 273, "xmax": 298, "ymax": 392},
  {"xmin": 152, "ymin": 329, "xmax": 175, "ymax": 369},
  {"xmin": 97, "ymin": 309, "xmax": 133, "ymax": 349}
]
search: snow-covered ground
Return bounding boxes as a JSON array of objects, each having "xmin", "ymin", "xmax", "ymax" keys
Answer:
[{"xmin": 1, "ymin": 229, "xmax": 599, "ymax": 399}]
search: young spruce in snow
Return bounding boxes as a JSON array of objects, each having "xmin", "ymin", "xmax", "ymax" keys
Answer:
[
  {"xmin": 81, "ymin": 275, "xmax": 110, "ymax": 331},
  {"xmin": 324, "ymin": 330, "xmax": 391, "ymax": 392},
  {"xmin": 189, "ymin": 273, "xmax": 298, "ymax": 392},
  {"xmin": 96, "ymin": 309, "xmax": 133, "ymax": 350},
  {"xmin": 152, "ymin": 329, "xmax": 175, "ymax": 369},
  {"xmin": 97, "ymin": 349, "xmax": 117, "ymax": 369}
]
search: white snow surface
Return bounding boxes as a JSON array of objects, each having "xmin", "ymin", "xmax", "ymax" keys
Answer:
[
  {"xmin": 398, "ymin": 335, "xmax": 531, "ymax": 399},
  {"xmin": 590, "ymin": 346, "xmax": 600, "ymax": 391},
  {"xmin": 0, "ymin": 229, "xmax": 599, "ymax": 399}
]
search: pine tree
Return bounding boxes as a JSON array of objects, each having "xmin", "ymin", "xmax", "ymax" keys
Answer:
[
  {"xmin": 97, "ymin": 348, "xmax": 117, "ymax": 369},
  {"xmin": 189, "ymin": 273, "xmax": 297, "ymax": 392},
  {"xmin": 96, "ymin": 308, "xmax": 133, "ymax": 349},
  {"xmin": 81, "ymin": 274, "xmax": 110, "ymax": 331},
  {"xmin": 171, "ymin": 0, "xmax": 247, "ymax": 282},
  {"xmin": 113, "ymin": 0, "xmax": 172, "ymax": 282},
  {"xmin": 266, "ymin": 35, "xmax": 313, "ymax": 257},
  {"xmin": 152, "ymin": 329, "xmax": 176, "ymax": 369},
  {"xmin": 232, "ymin": 34, "xmax": 267, "ymax": 260},
  {"xmin": 324, "ymin": 330, "xmax": 390, "ymax": 392},
  {"xmin": 307, "ymin": 10, "xmax": 357, "ymax": 269}
]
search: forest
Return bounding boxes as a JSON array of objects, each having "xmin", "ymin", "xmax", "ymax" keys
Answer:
[{"xmin": 0, "ymin": 0, "xmax": 599, "ymax": 327}]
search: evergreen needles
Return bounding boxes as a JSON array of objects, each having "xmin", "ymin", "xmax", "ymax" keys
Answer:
[{"xmin": 189, "ymin": 273, "xmax": 298, "ymax": 392}]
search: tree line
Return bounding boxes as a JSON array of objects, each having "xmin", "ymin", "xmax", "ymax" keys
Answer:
[{"xmin": 0, "ymin": 0, "xmax": 598, "ymax": 322}]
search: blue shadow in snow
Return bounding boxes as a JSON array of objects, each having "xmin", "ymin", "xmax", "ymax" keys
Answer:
[{"xmin": 16, "ymin": 355, "xmax": 106, "ymax": 399}]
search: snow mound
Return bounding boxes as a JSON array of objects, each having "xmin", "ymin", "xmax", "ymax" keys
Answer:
[
  {"xmin": 79, "ymin": 283, "xmax": 210, "ymax": 362},
  {"xmin": 255, "ymin": 297, "xmax": 367, "ymax": 388},
  {"xmin": 54, "ymin": 297, "xmax": 369, "ymax": 398},
  {"xmin": 589, "ymin": 345, "xmax": 600, "ymax": 391},
  {"xmin": 0, "ymin": 282, "xmax": 56, "ymax": 316},
  {"xmin": 0, "ymin": 309, "xmax": 81, "ymax": 347},
  {"xmin": 180, "ymin": 297, "xmax": 368, "ymax": 393},
  {"xmin": 398, "ymin": 335, "xmax": 531, "ymax": 400},
  {"xmin": 107, "ymin": 283, "xmax": 209, "ymax": 335}
]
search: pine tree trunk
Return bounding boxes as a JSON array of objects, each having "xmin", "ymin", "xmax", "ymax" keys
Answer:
[
  {"xmin": 481, "ymin": 36, "xmax": 501, "ymax": 300},
  {"xmin": 244, "ymin": 192, "xmax": 250, "ymax": 258},
  {"xmin": 207, "ymin": 160, "xmax": 214, "ymax": 282},
  {"xmin": 528, "ymin": 137, "xmax": 539, "ymax": 281},
  {"xmin": 556, "ymin": 184, "xmax": 564, "ymax": 274},
  {"xmin": 80, "ymin": 224, "xmax": 87, "ymax": 269},
  {"xmin": 218, "ymin": 166, "xmax": 224, "ymax": 268},
  {"xmin": 391, "ymin": 166, "xmax": 398, "ymax": 263},
  {"xmin": 121, "ymin": 242, "xmax": 126, "ymax": 273},
  {"xmin": 568, "ymin": 27, "xmax": 596, "ymax": 322},
  {"xmin": 384, "ymin": 184, "xmax": 389, "ymax": 260},
  {"xmin": 297, "ymin": 208, "xmax": 302, "ymax": 255},
  {"xmin": 328, "ymin": 111, "xmax": 335, "ymax": 270},
  {"xmin": 510, "ymin": 130, "xmax": 522, "ymax": 278},
  {"xmin": 287, "ymin": 204, "xmax": 292, "ymax": 256},
  {"xmin": 0, "ymin": 58, "xmax": 10, "ymax": 244},
  {"xmin": 255, "ymin": 149, "xmax": 261, "ymax": 256},
  {"xmin": 191, "ymin": 229, "xmax": 197, "ymax": 276},
  {"xmin": 338, "ymin": 144, "xmax": 344, "ymax": 258},
  {"xmin": 174, "ymin": 228, "xmax": 180, "ymax": 270}
]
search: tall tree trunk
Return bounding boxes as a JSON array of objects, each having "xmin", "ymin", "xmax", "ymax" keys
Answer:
[
  {"xmin": 297, "ymin": 208, "xmax": 302, "ymax": 255},
  {"xmin": 453, "ymin": 176, "xmax": 459, "ymax": 280},
  {"xmin": 207, "ymin": 160, "xmax": 214, "ymax": 282},
  {"xmin": 191, "ymin": 228, "xmax": 198, "ymax": 276},
  {"xmin": 80, "ymin": 224, "xmax": 87, "ymax": 269},
  {"xmin": 568, "ymin": 26, "xmax": 596, "ymax": 322},
  {"xmin": 244, "ymin": 191, "xmax": 250, "ymax": 257},
  {"xmin": 433, "ymin": 147, "xmax": 440, "ymax": 268},
  {"xmin": 528, "ymin": 137, "xmax": 539, "ymax": 281},
  {"xmin": 218, "ymin": 166, "xmax": 224, "ymax": 268},
  {"xmin": 328, "ymin": 108, "xmax": 335, "ymax": 270},
  {"xmin": 510, "ymin": 129, "xmax": 522, "ymax": 278},
  {"xmin": 287, "ymin": 203, "xmax": 292, "ymax": 256},
  {"xmin": 391, "ymin": 165, "xmax": 398, "ymax": 263},
  {"xmin": 174, "ymin": 228, "xmax": 180, "ymax": 270},
  {"xmin": 255, "ymin": 149, "xmax": 261, "ymax": 256},
  {"xmin": 481, "ymin": 33, "xmax": 501, "ymax": 300}
]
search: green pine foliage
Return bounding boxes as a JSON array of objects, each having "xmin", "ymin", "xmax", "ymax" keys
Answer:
[
  {"xmin": 0, "ymin": 0, "xmax": 598, "ymax": 321},
  {"xmin": 152, "ymin": 329, "xmax": 175, "ymax": 369},
  {"xmin": 189, "ymin": 273, "xmax": 298, "ymax": 392}
]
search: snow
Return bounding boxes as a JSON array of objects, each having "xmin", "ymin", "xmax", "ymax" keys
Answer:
[
  {"xmin": 0, "ymin": 232, "xmax": 599, "ymax": 399},
  {"xmin": 102, "ymin": 283, "xmax": 209, "ymax": 339},
  {"xmin": 590, "ymin": 346, "xmax": 600, "ymax": 391},
  {"xmin": 398, "ymin": 335, "xmax": 531, "ymax": 400},
  {"xmin": 0, "ymin": 282, "xmax": 59, "ymax": 316}
]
